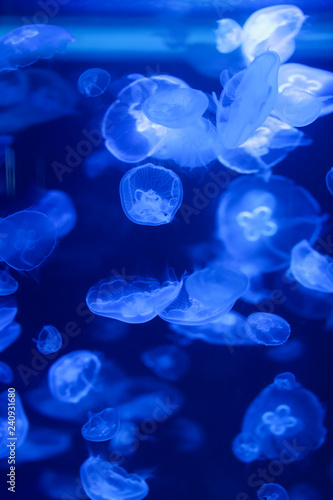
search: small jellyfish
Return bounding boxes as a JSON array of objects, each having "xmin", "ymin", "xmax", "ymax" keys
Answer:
[
  {"xmin": 232, "ymin": 432, "xmax": 261, "ymax": 463},
  {"xmin": 81, "ymin": 408, "xmax": 120, "ymax": 442},
  {"xmin": 0, "ymin": 361, "xmax": 14, "ymax": 383},
  {"xmin": 34, "ymin": 325, "xmax": 63, "ymax": 355},
  {"xmin": 0, "ymin": 269, "xmax": 18, "ymax": 295},
  {"xmin": 274, "ymin": 88, "xmax": 322, "ymax": 127},
  {"xmin": 245, "ymin": 312, "xmax": 291, "ymax": 346},
  {"xmin": 0, "ymin": 321, "xmax": 21, "ymax": 352},
  {"xmin": 326, "ymin": 167, "xmax": 333, "ymax": 195},
  {"xmin": 33, "ymin": 190, "xmax": 77, "ymax": 238},
  {"xmin": 120, "ymin": 163, "xmax": 183, "ymax": 226},
  {"xmin": 141, "ymin": 345, "xmax": 189, "ymax": 381},
  {"xmin": 0, "ymin": 24, "xmax": 75, "ymax": 72},
  {"xmin": 0, "ymin": 211, "xmax": 56, "ymax": 271},
  {"xmin": 257, "ymin": 483, "xmax": 289, "ymax": 500},
  {"xmin": 80, "ymin": 456, "xmax": 149, "ymax": 500},
  {"xmin": 0, "ymin": 390, "xmax": 29, "ymax": 459},
  {"xmin": 48, "ymin": 350, "xmax": 102, "ymax": 403},
  {"xmin": 78, "ymin": 68, "xmax": 111, "ymax": 97},
  {"xmin": 215, "ymin": 18, "xmax": 243, "ymax": 54},
  {"xmin": 242, "ymin": 5, "xmax": 305, "ymax": 63}
]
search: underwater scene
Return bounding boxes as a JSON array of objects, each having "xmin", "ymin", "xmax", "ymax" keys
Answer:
[{"xmin": 0, "ymin": 0, "xmax": 333, "ymax": 499}]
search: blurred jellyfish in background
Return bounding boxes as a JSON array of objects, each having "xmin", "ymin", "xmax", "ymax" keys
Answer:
[
  {"xmin": 0, "ymin": 269, "xmax": 18, "ymax": 296},
  {"xmin": 0, "ymin": 321, "xmax": 21, "ymax": 352},
  {"xmin": 0, "ymin": 211, "xmax": 56, "ymax": 271},
  {"xmin": 0, "ymin": 298, "xmax": 17, "ymax": 332},
  {"xmin": 245, "ymin": 313, "xmax": 291, "ymax": 346},
  {"xmin": 78, "ymin": 68, "xmax": 111, "ymax": 97},
  {"xmin": 0, "ymin": 24, "xmax": 74, "ymax": 72},
  {"xmin": 16, "ymin": 428, "xmax": 72, "ymax": 463},
  {"xmin": 141, "ymin": 345, "xmax": 189, "ymax": 381},
  {"xmin": 232, "ymin": 372, "xmax": 326, "ymax": 462},
  {"xmin": 88, "ymin": 317, "xmax": 129, "ymax": 342},
  {"xmin": 120, "ymin": 164, "xmax": 183, "ymax": 226},
  {"xmin": 326, "ymin": 167, "xmax": 333, "ymax": 195},
  {"xmin": 241, "ymin": 5, "xmax": 305, "ymax": 64},
  {"xmin": 215, "ymin": 18, "xmax": 243, "ymax": 54},
  {"xmin": 109, "ymin": 420, "xmax": 140, "ymax": 458},
  {"xmin": 167, "ymin": 417, "xmax": 205, "ymax": 452},
  {"xmin": 0, "ymin": 390, "xmax": 29, "ymax": 459},
  {"xmin": 83, "ymin": 149, "xmax": 124, "ymax": 178},
  {"xmin": 33, "ymin": 190, "xmax": 77, "ymax": 238},
  {"xmin": 0, "ymin": 70, "xmax": 29, "ymax": 106},
  {"xmin": 289, "ymin": 483, "xmax": 323, "ymax": 500},
  {"xmin": 0, "ymin": 361, "xmax": 14, "ymax": 383},
  {"xmin": 257, "ymin": 483, "xmax": 289, "ymax": 500},
  {"xmin": 81, "ymin": 408, "xmax": 120, "ymax": 442},
  {"xmin": 33, "ymin": 325, "xmax": 63, "ymax": 355},
  {"xmin": 266, "ymin": 339, "xmax": 305, "ymax": 363}
]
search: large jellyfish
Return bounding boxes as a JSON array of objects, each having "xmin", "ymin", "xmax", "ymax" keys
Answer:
[
  {"xmin": 0, "ymin": 269, "xmax": 18, "ymax": 295},
  {"xmin": 34, "ymin": 325, "xmax": 63, "ymax": 355},
  {"xmin": 232, "ymin": 372, "xmax": 326, "ymax": 462},
  {"xmin": 215, "ymin": 18, "xmax": 243, "ymax": 54},
  {"xmin": 245, "ymin": 312, "xmax": 291, "ymax": 346},
  {"xmin": 257, "ymin": 483, "xmax": 289, "ymax": 500},
  {"xmin": 78, "ymin": 68, "xmax": 111, "ymax": 97},
  {"xmin": 0, "ymin": 390, "xmax": 29, "ymax": 459},
  {"xmin": 80, "ymin": 456, "xmax": 149, "ymax": 500},
  {"xmin": 0, "ymin": 210, "xmax": 56, "ymax": 271},
  {"xmin": 33, "ymin": 190, "xmax": 77, "ymax": 238},
  {"xmin": 141, "ymin": 344, "xmax": 189, "ymax": 381},
  {"xmin": 86, "ymin": 275, "xmax": 182, "ymax": 324},
  {"xmin": 216, "ymin": 175, "xmax": 324, "ymax": 275},
  {"xmin": 242, "ymin": 5, "xmax": 305, "ymax": 64},
  {"xmin": 81, "ymin": 408, "xmax": 120, "ymax": 442},
  {"xmin": 0, "ymin": 322, "xmax": 21, "ymax": 352},
  {"xmin": 274, "ymin": 87, "xmax": 322, "ymax": 127},
  {"xmin": 0, "ymin": 24, "xmax": 74, "ymax": 72}
]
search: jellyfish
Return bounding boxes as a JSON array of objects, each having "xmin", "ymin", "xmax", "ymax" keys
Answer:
[
  {"xmin": 266, "ymin": 339, "xmax": 305, "ymax": 363},
  {"xmin": 232, "ymin": 372, "xmax": 326, "ymax": 462},
  {"xmin": 141, "ymin": 345, "xmax": 189, "ymax": 381},
  {"xmin": 0, "ymin": 24, "xmax": 75, "ymax": 72},
  {"xmin": 0, "ymin": 390, "xmax": 29, "ymax": 459},
  {"xmin": 257, "ymin": 483, "xmax": 289, "ymax": 500},
  {"xmin": 81, "ymin": 408, "xmax": 120, "ymax": 442},
  {"xmin": 0, "ymin": 361, "xmax": 13, "ymax": 383},
  {"xmin": 215, "ymin": 51, "xmax": 280, "ymax": 149},
  {"xmin": 245, "ymin": 312, "xmax": 291, "ymax": 346},
  {"xmin": 0, "ymin": 269, "xmax": 18, "ymax": 296},
  {"xmin": 326, "ymin": 167, "xmax": 333, "ymax": 195},
  {"xmin": 0, "ymin": 69, "xmax": 29, "ymax": 106},
  {"xmin": 109, "ymin": 420, "xmax": 139, "ymax": 457},
  {"xmin": 0, "ymin": 298, "xmax": 17, "ymax": 332},
  {"xmin": 0, "ymin": 210, "xmax": 56, "ymax": 271},
  {"xmin": 80, "ymin": 456, "xmax": 149, "ymax": 500},
  {"xmin": 77, "ymin": 68, "xmax": 111, "ymax": 97},
  {"xmin": 0, "ymin": 321, "xmax": 21, "ymax": 352},
  {"xmin": 119, "ymin": 163, "xmax": 183, "ymax": 226},
  {"xmin": 33, "ymin": 190, "xmax": 77, "ymax": 238},
  {"xmin": 215, "ymin": 18, "xmax": 243, "ymax": 54},
  {"xmin": 242, "ymin": 5, "xmax": 305, "ymax": 64},
  {"xmin": 158, "ymin": 266, "xmax": 248, "ymax": 325},
  {"xmin": 289, "ymin": 483, "xmax": 323, "ymax": 500},
  {"xmin": 16, "ymin": 428, "xmax": 71, "ymax": 463},
  {"xmin": 167, "ymin": 418, "xmax": 205, "ymax": 452},
  {"xmin": 216, "ymin": 175, "xmax": 324, "ymax": 275},
  {"xmin": 274, "ymin": 88, "xmax": 322, "ymax": 127},
  {"xmin": 86, "ymin": 275, "xmax": 182, "ymax": 324},
  {"xmin": 48, "ymin": 350, "xmax": 102, "ymax": 403},
  {"xmin": 34, "ymin": 325, "xmax": 63, "ymax": 355}
]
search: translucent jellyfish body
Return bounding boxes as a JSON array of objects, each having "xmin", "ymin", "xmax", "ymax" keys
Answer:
[
  {"xmin": 81, "ymin": 408, "xmax": 120, "ymax": 442},
  {"xmin": 289, "ymin": 239, "xmax": 333, "ymax": 293},
  {"xmin": 141, "ymin": 344, "xmax": 189, "ymax": 381},
  {"xmin": 257, "ymin": 483, "xmax": 289, "ymax": 500},
  {"xmin": 0, "ymin": 24, "xmax": 75, "ymax": 72},
  {"xmin": 78, "ymin": 68, "xmax": 111, "ymax": 97},
  {"xmin": 242, "ymin": 5, "xmax": 305, "ymax": 63},
  {"xmin": 215, "ymin": 18, "xmax": 243, "ymax": 54},
  {"xmin": 0, "ymin": 211, "xmax": 56, "ymax": 271},
  {"xmin": 48, "ymin": 350, "xmax": 102, "ymax": 403},
  {"xmin": 0, "ymin": 322, "xmax": 21, "ymax": 352},
  {"xmin": 0, "ymin": 269, "xmax": 18, "ymax": 295},
  {"xmin": 216, "ymin": 175, "xmax": 324, "ymax": 275},
  {"xmin": 326, "ymin": 167, "xmax": 333, "ymax": 195},
  {"xmin": 33, "ymin": 190, "xmax": 77, "ymax": 238},
  {"xmin": 0, "ymin": 390, "xmax": 29, "ymax": 459},
  {"xmin": 34, "ymin": 325, "xmax": 63, "ymax": 354},
  {"xmin": 232, "ymin": 373, "xmax": 326, "ymax": 462},
  {"xmin": 245, "ymin": 312, "xmax": 291, "ymax": 346},
  {"xmin": 80, "ymin": 456, "xmax": 149, "ymax": 500},
  {"xmin": 0, "ymin": 298, "xmax": 17, "ymax": 332},
  {"xmin": 216, "ymin": 51, "xmax": 280, "ymax": 149},
  {"xmin": 86, "ymin": 275, "xmax": 182, "ymax": 324},
  {"xmin": 0, "ymin": 361, "xmax": 14, "ymax": 383},
  {"xmin": 274, "ymin": 88, "xmax": 322, "ymax": 127}
]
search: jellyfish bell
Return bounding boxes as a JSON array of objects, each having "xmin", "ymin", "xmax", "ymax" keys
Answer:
[
  {"xmin": 215, "ymin": 18, "xmax": 243, "ymax": 54},
  {"xmin": 33, "ymin": 189, "xmax": 77, "ymax": 238},
  {"xmin": 81, "ymin": 408, "xmax": 120, "ymax": 442},
  {"xmin": 245, "ymin": 312, "xmax": 291, "ymax": 346},
  {"xmin": 274, "ymin": 87, "xmax": 322, "ymax": 127},
  {"xmin": 257, "ymin": 483, "xmax": 289, "ymax": 500},
  {"xmin": 77, "ymin": 68, "xmax": 111, "ymax": 97}
]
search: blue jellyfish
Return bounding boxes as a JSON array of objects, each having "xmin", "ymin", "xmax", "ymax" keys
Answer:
[
  {"xmin": 0, "ymin": 24, "xmax": 75, "ymax": 72},
  {"xmin": 81, "ymin": 408, "xmax": 120, "ymax": 442},
  {"xmin": 0, "ymin": 321, "xmax": 21, "ymax": 352},
  {"xmin": 48, "ymin": 350, "xmax": 102, "ymax": 403},
  {"xmin": 86, "ymin": 275, "xmax": 182, "ymax": 324},
  {"xmin": 16, "ymin": 428, "xmax": 71, "ymax": 463},
  {"xmin": 0, "ymin": 390, "xmax": 29, "ymax": 459},
  {"xmin": 215, "ymin": 51, "xmax": 280, "ymax": 149},
  {"xmin": 0, "ymin": 361, "xmax": 14, "ymax": 383},
  {"xmin": 33, "ymin": 190, "xmax": 77, "ymax": 238},
  {"xmin": 34, "ymin": 325, "xmax": 63, "ymax": 355},
  {"xmin": 0, "ymin": 298, "xmax": 17, "ymax": 332},
  {"xmin": 233, "ymin": 372, "xmax": 326, "ymax": 462},
  {"xmin": 215, "ymin": 18, "xmax": 243, "ymax": 54},
  {"xmin": 109, "ymin": 420, "xmax": 139, "ymax": 458},
  {"xmin": 80, "ymin": 456, "xmax": 149, "ymax": 500},
  {"xmin": 0, "ymin": 211, "xmax": 56, "ymax": 271},
  {"xmin": 266, "ymin": 339, "xmax": 305, "ymax": 363},
  {"xmin": 141, "ymin": 344, "xmax": 189, "ymax": 381},
  {"xmin": 289, "ymin": 483, "xmax": 322, "ymax": 500},
  {"xmin": 0, "ymin": 269, "xmax": 18, "ymax": 295},
  {"xmin": 78, "ymin": 68, "xmax": 111, "ymax": 97},
  {"xmin": 119, "ymin": 163, "xmax": 183, "ymax": 226},
  {"xmin": 216, "ymin": 175, "xmax": 324, "ymax": 276},
  {"xmin": 245, "ymin": 313, "xmax": 291, "ymax": 346},
  {"xmin": 257, "ymin": 483, "xmax": 289, "ymax": 500},
  {"xmin": 326, "ymin": 167, "xmax": 333, "ymax": 195},
  {"xmin": 0, "ymin": 70, "xmax": 29, "ymax": 106},
  {"xmin": 274, "ymin": 88, "xmax": 322, "ymax": 127},
  {"xmin": 242, "ymin": 5, "xmax": 305, "ymax": 63}
]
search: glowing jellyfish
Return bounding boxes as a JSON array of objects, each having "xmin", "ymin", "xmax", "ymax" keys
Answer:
[
  {"xmin": 0, "ymin": 269, "xmax": 18, "ymax": 296},
  {"xmin": 33, "ymin": 190, "xmax": 77, "ymax": 238},
  {"xmin": 48, "ymin": 350, "xmax": 102, "ymax": 403},
  {"xmin": 0, "ymin": 361, "xmax": 13, "ymax": 383},
  {"xmin": 215, "ymin": 18, "xmax": 243, "ymax": 54},
  {"xmin": 0, "ymin": 70, "xmax": 29, "ymax": 106},
  {"xmin": 245, "ymin": 312, "xmax": 291, "ymax": 346},
  {"xmin": 120, "ymin": 163, "xmax": 183, "ymax": 226},
  {"xmin": 242, "ymin": 5, "xmax": 305, "ymax": 63},
  {"xmin": 80, "ymin": 456, "xmax": 149, "ymax": 500},
  {"xmin": 216, "ymin": 175, "xmax": 324, "ymax": 275},
  {"xmin": 0, "ymin": 211, "xmax": 56, "ymax": 271},
  {"xmin": 0, "ymin": 322, "xmax": 21, "ymax": 352},
  {"xmin": 0, "ymin": 299, "xmax": 17, "ymax": 332},
  {"xmin": 141, "ymin": 345, "xmax": 189, "ymax": 381},
  {"xmin": 257, "ymin": 483, "xmax": 289, "ymax": 500},
  {"xmin": 158, "ymin": 266, "xmax": 248, "ymax": 325},
  {"xmin": 0, "ymin": 24, "xmax": 75, "ymax": 72},
  {"xmin": 78, "ymin": 68, "xmax": 111, "ymax": 97},
  {"xmin": 86, "ymin": 275, "xmax": 182, "ymax": 324},
  {"xmin": 109, "ymin": 421, "xmax": 138, "ymax": 458},
  {"xmin": 274, "ymin": 88, "xmax": 322, "ymax": 127},
  {"xmin": 289, "ymin": 239, "xmax": 333, "ymax": 293},
  {"xmin": 142, "ymin": 87, "xmax": 208, "ymax": 128},
  {"xmin": 233, "ymin": 372, "xmax": 326, "ymax": 462},
  {"xmin": 81, "ymin": 408, "xmax": 120, "ymax": 442},
  {"xmin": 0, "ymin": 390, "xmax": 29, "ymax": 459},
  {"xmin": 34, "ymin": 325, "xmax": 63, "ymax": 355},
  {"xmin": 326, "ymin": 167, "xmax": 333, "ymax": 195},
  {"xmin": 216, "ymin": 51, "xmax": 280, "ymax": 149}
]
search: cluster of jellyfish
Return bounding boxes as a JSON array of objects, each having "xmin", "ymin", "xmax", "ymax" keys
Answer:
[{"xmin": 0, "ymin": 2, "xmax": 332, "ymax": 499}]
